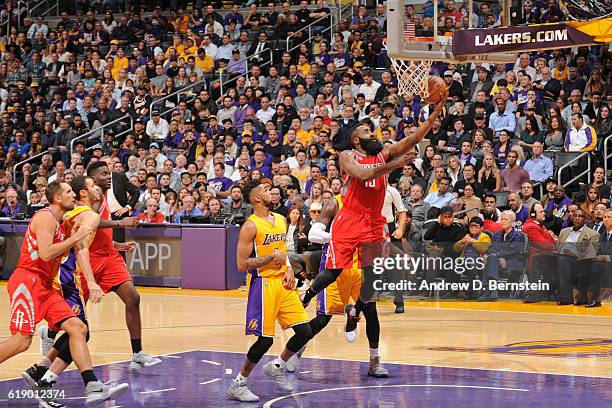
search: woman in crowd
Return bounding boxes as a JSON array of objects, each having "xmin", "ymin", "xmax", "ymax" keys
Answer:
[
  {"xmin": 456, "ymin": 184, "xmax": 482, "ymax": 223},
  {"xmin": 580, "ymin": 184, "xmax": 601, "ymax": 221},
  {"xmin": 304, "ymin": 181, "xmax": 323, "ymax": 209},
  {"xmin": 478, "ymin": 153, "xmax": 501, "ymax": 192},
  {"xmin": 583, "ymin": 68, "xmax": 607, "ymax": 101},
  {"xmin": 566, "ymin": 102, "xmax": 589, "ymax": 128},
  {"xmin": 518, "ymin": 116, "xmax": 544, "ymax": 154},
  {"xmin": 545, "ymin": 115, "xmax": 566, "ymax": 150},
  {"xmin": 595, "ymin": 104, "xmax": 611, "ymax": 138},
  {"xmin": 446, "ymin": 154, "xmax": 463, "ymax": 186},
  {"xmin": 420, "ymin": 144, "xmax": 437, "ymax": 180},
  {"xmin": 307, "ymin": 144, "xmax": 326, "ymax": 173},
  {"xmin": 494, "ymin": 130, "xmax": 513, "ymax": 168}
]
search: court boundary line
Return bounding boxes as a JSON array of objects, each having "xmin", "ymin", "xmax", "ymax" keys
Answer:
[
  {"xmin": 262, "ymin": 384, "xmax": 531, "ymax": 407},
  {"xmin": 2, "ymin": 348, "xmax": 611, "ymax": 388},
  {"xmin": 190, "ymin": 348, "xmax": 612, "ymax": 380},
  {"xmin": 133, "ymin": 292, "xmax": 612, "ymax": 318}
]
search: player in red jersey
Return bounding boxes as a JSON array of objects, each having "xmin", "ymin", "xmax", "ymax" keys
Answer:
[
  {"xmin": 0, "ymin": 181, "xmax": 129, "ymax": 405},
  {"xmin": 300, "ymin": 91, "xmax": 447, "ymax": 375},
  {"xmin": 84, "ymin": 161, "xmax": 161, "ymax": 368}
]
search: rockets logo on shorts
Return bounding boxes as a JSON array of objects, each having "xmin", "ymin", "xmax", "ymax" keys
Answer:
[{"xmin": 9, "ymin": 283, "xmax": 35, "ymax": 335}]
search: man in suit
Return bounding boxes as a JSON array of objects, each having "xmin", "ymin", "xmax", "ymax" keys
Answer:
[
  {"xmin": 556, "ymin": 209, "xmax": 600, "ymax": 305},
  {"xmin": 103, "ymin": 157, "xmax": 140, "ymax": 244},
  {"xmin": 587, "ymin": 202, "xmax": 607, "ymax": 234},
  {"xmin": 247, "ymin": 31, "xmax": 272, "ymax": 69},
  {"xmin": 587, "ymin": 208, "xmax": 612, "ymax": 307}
]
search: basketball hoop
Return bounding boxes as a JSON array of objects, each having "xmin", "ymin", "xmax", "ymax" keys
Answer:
[{"xmin": 389, "ymin": 57, "xmax": 433, "ymax": 100}]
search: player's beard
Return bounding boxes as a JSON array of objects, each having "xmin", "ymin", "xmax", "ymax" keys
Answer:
[{"xmin": 358, "ymin": 137, "xmax": 384, "ymax": 156}]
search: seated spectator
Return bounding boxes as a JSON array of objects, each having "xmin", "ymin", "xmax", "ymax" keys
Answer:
[
  {"xmin": 174, "ymin": 193, "xmax": 203, "ymax": 223},
  {"xmin": 500, "ymin": 151, "xmax": 530, "ymax": 192},
  {"xmin": 455, "ymin": 184, "xmax": 482, "ymax": 222},
  {"xmin": 587, "ymin": 202, "xmax": 607, "ymax": 234},
  {"xmin": 1, "ymin": 188, "xmax": 23, "ymax": 218},
  {"xmin": 478, "ymin": 153, "xmax": 501, "ymax": 192},
  {"xmin": 579, "ymin": 184, "xmax": 601, "ymax": 221},
  {"xmin": 454, "ymin": 164, "xmax": 485, "ymax": 199},
  {"xmin": 494, "ymin": 130, "xmax": 513, "ymax": 168},
  {"xmin": 478, "ymin": 210, "xmax": 526, "ymax": 301},
  {"xmin": 586, "ymin": 208, "xmax": 612, "ymax": 308},
  {"xmin": 223, "ymin": 185, "xmax": 253, "ymax": 218},
  {"xmin": 137, "ymin": 197, "xmax": 166, "ymax": 223},
  {"xmin": 522, "ymin": 203, "xmax": 557, "ymax": 303},
  {"xmin": 424, "ymin": 177, "xmax": 456, "ymax": 208},
  {"xmin": 565, "ymin": 113, "xmax": 597, "ymax": 152},
  {"xmin": 423, "ymin": 206, "xmax": 467, "ymax": 297},
  {"xmin": 523, "ymin": 141, "xmax": 553, "ymax": 183},
  {"xmin": 453, "ymin": 216, "xmax": 491, "ymax": 299},
  {"xmin": 545, "ymin": 184, "xmax": 573, "ymax": 225},
  {"xmin": 481, "ymin": 209, "xmax": 503, "ymax": 234},
  {"xmin": 508, "ymin": 192, "xmax": 530, "ymax": 227},
  {"xmin": 489, "ymin": 97, "xmax": 516, "ymax": 138},
  {"xmin": 557, "ymin": 209, "xmax": 599, "ymax": 305},
  {"xmin": 208, "ymin": 163, "xmax": 234, "ymax": 199}
]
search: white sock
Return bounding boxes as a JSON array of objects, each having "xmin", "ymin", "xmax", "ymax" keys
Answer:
[
  {"xmin": 273, "ymin": 356, "xmax": 286, "ymax": 368},
  {"xmin": 235, "ymin": 373, "xmax": 248, "ymax": 382},
  {"xmin": 39, "ymin": 356, "xmax": 52, "ymax": 368},
  {"xmin": 41, "ymin": 370, "xmax": 58, "ymax": 383},
  {"xmin": 370, "ymin": 348, "xmax": 379, "ymax": 360}
]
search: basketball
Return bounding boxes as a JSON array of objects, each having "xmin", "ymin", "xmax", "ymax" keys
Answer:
[{"xmin": 426, "ymin": 76, "xmax": 447, "ymax": 105}]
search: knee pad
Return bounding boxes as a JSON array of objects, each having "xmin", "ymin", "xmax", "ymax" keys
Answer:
[
  {"xmin": 292, "ymin": 322, "xmax": 312, "ymax": 342},
  {"xmin": 246, "ymin": 336, "xmax": 274, "ymax": 364},
  {"xmin": 309, "ymin": 314, "xmax": 332, "ymax": 337},
  {"xmin": 52, "ymin": 332, "xmax": 69, "ymax": 352}
]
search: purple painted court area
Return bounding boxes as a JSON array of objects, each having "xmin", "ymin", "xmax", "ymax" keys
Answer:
[{"xmin": 1, "ymin": 350, "xmax": 611, "ymax": 407}]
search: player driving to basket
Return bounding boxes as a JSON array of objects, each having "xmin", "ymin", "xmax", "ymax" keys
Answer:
[{"xmin": 299, "ymin": 88, "xmax": 448, "ymax": 375}]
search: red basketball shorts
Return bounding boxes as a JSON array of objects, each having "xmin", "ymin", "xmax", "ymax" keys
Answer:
[
  {"xmin": 8, "ymin": 268, "xmax": 75, "ymax": 336},
  {"xmin": 82, "ymin": 250, "xmax": 132, "ymax": 299},
  {"xmin": 326, "ymin": 209, "xmax": 387, "ymax": 270}
]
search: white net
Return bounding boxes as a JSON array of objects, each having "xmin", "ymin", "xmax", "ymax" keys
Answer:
[{"xmin": 389, "ymin": 58, "xmax": 433, "ymax": 100}]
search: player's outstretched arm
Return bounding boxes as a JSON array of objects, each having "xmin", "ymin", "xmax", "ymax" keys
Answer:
[
  {"xmin": 35, "ymin": 211, "xmax": 93, "ymax": 262},
  {"xmin": 236, "ymin": 220, "xmax": 284, "ymax": 272},
  {"xmin": 339, "ymin": 150, "xmax": 417, "ymax": 182},
  {"xmin": 97, "ymin": 217, "xmax": 139, "ymax": 229},
  {"xmin": 73, "ymin": 211, "xmax": 104, "ymax": 303},
  {"xmin": 384, "ymin": 90, "xmax": 448, "ymax": 160}
]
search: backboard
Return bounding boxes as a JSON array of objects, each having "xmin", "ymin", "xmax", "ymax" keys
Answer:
[{"xmin": 386, "ymin": 0, "xmax": 517, "ymax": 64}]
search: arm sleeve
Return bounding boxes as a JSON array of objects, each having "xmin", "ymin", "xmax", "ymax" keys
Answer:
[{"xmin": 308, "ymin": 222, "xmax": 330, "ymax": 244}]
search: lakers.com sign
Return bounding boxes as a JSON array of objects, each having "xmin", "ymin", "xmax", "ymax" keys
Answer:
[{"xmin": 453, "ymin": 23, "xmax": 596, "ymax": 56}]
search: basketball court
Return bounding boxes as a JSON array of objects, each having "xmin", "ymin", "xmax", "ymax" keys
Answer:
[{"xmin": 1, "ymin": 285, "xmax": 610, "ymax": 407}]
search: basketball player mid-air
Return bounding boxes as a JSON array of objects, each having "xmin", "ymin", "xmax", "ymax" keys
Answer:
[
  {"xmin": 0, "ymin": 181, "xmax": 129, "ymax": 405},
  {"xmin": 299, "ymin": 90, "xmax": 447, "ymax": 375},
  {"xmin": 227, "ymin": 181, "xmax": 313, "ymax": 402}
]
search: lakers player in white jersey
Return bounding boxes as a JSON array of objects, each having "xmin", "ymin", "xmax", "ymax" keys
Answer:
[{"xmin": 227, "ymin": 181, "xmax": 313, "ymax": 402}]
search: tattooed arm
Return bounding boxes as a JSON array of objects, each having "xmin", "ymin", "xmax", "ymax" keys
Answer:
[{"xmin": 236, "ymin": 220, "xmax": 285, "ymax": 272}]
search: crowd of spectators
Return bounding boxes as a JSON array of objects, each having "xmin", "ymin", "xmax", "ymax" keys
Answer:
[{"xmin": 0, "ymin": 1, "xmax": 609, "ymax": 301}]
